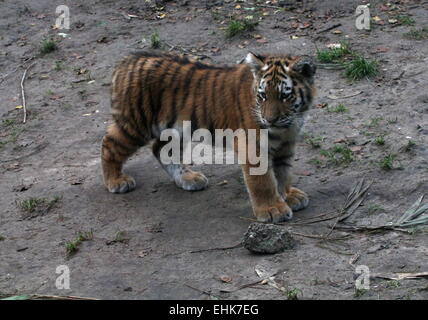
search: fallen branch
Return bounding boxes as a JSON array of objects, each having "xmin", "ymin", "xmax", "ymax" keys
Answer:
[
  {"xmin": 372, "ymin": 272, "xmax": 428, "ymax": 281},
  {"xmin": 255, "ymin": 4, "xmax": 283, "ymax": 9},
  {"xmin": 317, "ymin": 23, "xmax": 342, "ymax": 34},
  {"xmin": 219, "ymin": 280, "xmax": 264, "ymax": 293},
  {"xmin": 290, "ymin": 231, "xmax": 350, "ymax": 241},
  {"xmin": 20, "ymin": 62, "xmax": 35, "ymax": 124},
  {"xmin": 190, "ymin": 243, "xmax": 242, "ymax": 254},
  {"xmin": 184, "ymin": 283, "xmax": 219, "ymax": 298}
]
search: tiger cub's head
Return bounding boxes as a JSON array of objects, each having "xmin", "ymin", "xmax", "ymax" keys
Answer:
[{"xmin": 244, "ymin": 52, "xmax": 316, "ymax": 129}]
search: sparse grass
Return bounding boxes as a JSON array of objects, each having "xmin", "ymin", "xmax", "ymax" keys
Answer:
[
  {"xmin": 316, "ymin": 42, "xmax": 352, "ymax": 63},
  {"xmin": 1, "ymin": 119, "xmax": 16, "ymax": 127},
  {"xmin": 397, "ymin": 15, "xmax": 415, "ymax": 26},
  {"xmin": 54, "ymin": 61, "xmax": 63, "ymax": 71},
  {"xmin": 286, "ymin": 288, "xmax": 302, "ymax": 300},
  {"xmin": 0, "ymin": 125, "xmax": 26, "ymax": 149},
  {"xmin": 18, "ymin": 196, "xmax": 61, "ymax": 218},
  {"xmin": 40, "ymin": 39, "xmax": 57, "ymax": 55},
  {"xmin": 225, "ymin": 19, "xmax": 257, "ymax": 38},
  {"xmin": 305, "ymin": 136, "xmax": 324, "ymax": 149},
  {"xmin": 65, "ymin": 241, "xmax": 79, "ymax": 256},
  {"xmin": 0, "ymin": 235, "xmax": 4, "ymax": 241},
  {"xmin": 386, "ymin": 280, "xmax": 401, "ymax": 288},
  {"xmin": 354, "ymin": 288, "xmax": 368, "ymax": 298},
  {"xmin": 328, "ymin": 104, "xmax": 348, "ymax": 113},
  {"xmin": 374, "ymin": 135, "xmax": 385, "ymax": 145},
  {"xmin": 344, "ymin": 55, "xmax": 378, "ymax": 80},
  {"xmin": 379, "ymin": 154, "xmax": 395, "ymax": 170},
  {"xmin": 404, "ymin": 27, "xmax": 428, "ymax": 40},
  {"xmin": 366, "ymin": 117, "xmax": 383, "ymax": 128},
  {"xmin": 19, "ymin": 198, "xmax": 47, "ymax": 213},
  {"xmin": 320, "ymin": 145, "xmax": 353, "ymax": 166},
  {"xmin": 65, "ymin": 230, "xmax": 94, "ymax": 257},
  {"xmin": 8, "ymin": 127, "xmax": 25, "ymax": 144},
  {"xmin": 106, "ymin": 231, "xmax": 130, "ymax": 245},
  {"xmin": 150, "ymin": 32, "xmax": 161, "ymax": 49},
  {"xmin": 308, "ymin": 158, "xmax": 322, "ymax": 166},
  {"xmin": 401, "ymin": 139, "xmax": 416, "ymax": 152},
  {"xmin": 0, "ymin": 119, "xmax": 22, "ymax": 148}
]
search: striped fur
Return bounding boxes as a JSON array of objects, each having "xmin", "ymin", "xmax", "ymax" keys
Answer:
[{"xmin": 101, "ymin": 51, "xmax": 316, "ymax": 222}]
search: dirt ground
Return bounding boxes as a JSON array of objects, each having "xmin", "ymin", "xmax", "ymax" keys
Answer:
[{"xmin": 0, "ymin": 0, "xmax": 427, "ymax": 300}]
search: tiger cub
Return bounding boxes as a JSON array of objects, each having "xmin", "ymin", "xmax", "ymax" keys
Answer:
[{"xmin": 101, "ymin": 51, "xmax": 316, "ymax": 223}]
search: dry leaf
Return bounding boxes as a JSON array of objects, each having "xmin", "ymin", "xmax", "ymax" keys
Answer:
[
  {"xmin": 350, "ymin": 146, "xmax": 363, "ymax": 153},
  {"xmin": 220, "ymin": 276, "xmax": 232, "ymax": 283},
  {"xmin": 138, "ymin": 248, "xmax": 152, "ymax": 258}
]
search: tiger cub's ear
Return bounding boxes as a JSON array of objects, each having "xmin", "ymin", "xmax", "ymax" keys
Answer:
[
  {"xmin": 244, "ymin": 52, "xmax": 265, "ymax": 77},
  {"xmin": 292, "ymin": 56, "xmax": 316, "ymax": 79}
]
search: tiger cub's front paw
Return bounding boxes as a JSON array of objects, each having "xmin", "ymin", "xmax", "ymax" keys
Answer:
[
  {"xmin": 286, "ymin": 187, "xmax": 309, "ymax": 211},
  {"xmin": 106, "ymin": 175, "xmax": 136, "ymax": 194},
  {"xmin": 254, "ymin": 201, "xmax": 293, "ymax": 223}
]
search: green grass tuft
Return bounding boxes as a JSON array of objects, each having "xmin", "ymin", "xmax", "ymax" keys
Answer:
[
  {"xmin": 320, "ymin": 145, "xmax": 353, "ymax": 166},
  {"xmin": 403, "ymin": 27, "xmax": 428, "ymax": 40},
  {"xmin": 65, "ymin": 230, "xmax": 93, "ymax": 257},
  {"xmin": 328, "ymin": 104, "xmax": 348, "ymax": 113},
  {"xmin": 316, "ymin": 42, "xmax": 352, "ymax": 63},
  {"xmin": 397, "ymin": 15, "xmax": 415, "ymax": 26},
  {"xmin": 344, "ymin": 55, "xmax": 378, "ymax": 80},
  {"xmin": 286, "ymin": 288, "xmax": 302, "ymax": 300},
  {"xmin": 18, "ymin": 196, "xmax": 61, "ymax": 218},
  {"xmin": 354, "ymin": 288, "xmax": 368, "ymax": 298},
  {"xmin": 305, "ymin": 136, "xmax": 324, "ymax": 149},
  {"xmin": 1, "ymin": 119, "xmax": 16, "ymax": 127},
  {"xmin": 150, "ymin": 32, "xmax": 161, "ymax": 49},
  {"xmin": 225, "ymin": 19, "xmax": 257, "ymax": 38},
  {"xmin": 374, "ymin": 136, "xmax": 385, "ymax": 145},
  {"xmin": 379, "ymin": 154, "xmax": 395, "ymax": 170},
  {"xmin": 40, "ymin": 39, "xmax": 57, "ymax": 55}
]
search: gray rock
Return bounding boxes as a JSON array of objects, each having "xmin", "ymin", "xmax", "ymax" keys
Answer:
[{"xmin": 243, "ymin": 223, "xmax": 295, "ymax": 254}]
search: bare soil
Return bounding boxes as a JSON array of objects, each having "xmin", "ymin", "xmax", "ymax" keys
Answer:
[{"xmin": 0, "ymin": 0, "xmax": 427, "ymax": 300}]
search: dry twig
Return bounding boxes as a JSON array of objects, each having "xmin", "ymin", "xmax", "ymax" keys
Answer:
[{"xmin": 21, "ymin": 62, "xmax": 35, "ymax": 124}]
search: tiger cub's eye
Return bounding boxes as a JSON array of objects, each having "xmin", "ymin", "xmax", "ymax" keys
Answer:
[{"xmin": 280, "ymin": 92, "xmax": 290, "ymax": 101}]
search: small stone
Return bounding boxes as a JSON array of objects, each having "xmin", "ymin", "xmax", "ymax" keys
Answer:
[{"xmin": 242, "ymin": 223, "xmax": 295, "ymax": 254}]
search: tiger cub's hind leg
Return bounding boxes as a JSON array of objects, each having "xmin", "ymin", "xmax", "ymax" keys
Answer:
[
  {"xmin": 101, "ymin": 123, "xmax": 145, "ymax": 193},
  {"xmin": 152, "ymin": 139, "xmax": 208, "ymax": 191}
]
